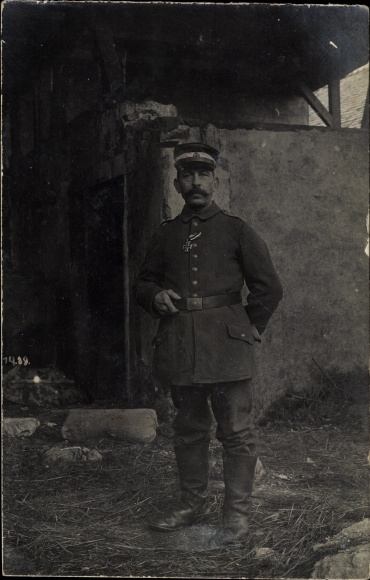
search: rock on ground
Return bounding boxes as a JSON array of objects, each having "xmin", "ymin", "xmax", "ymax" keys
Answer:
[
  {"xmin": 3, "ymin": 417, "xmax": 40, "ymax": 437},
  {"xmin": 255, "ymin": 457, "xmax": 267, "ymax": 480},
  {"xmin": 62, "ymin": 408, "xmax": 157, "ymax": 443},
  {"xmin": 312, "ymin": 519, "xmax": 370, "ymax": 579},
  {"xmin": 44, "ymin": 446, "xmax": 103, "ymax": 462},
  {"xmin": 254, "ymin": 547, "xmax": 277, "ymax": 561},
  {"xmin": 312, "ymin": 543, "xmax": 370, "ymax": 579},
  {"xmin": 314, "ymin": 519, "xmax": 370, "ymax": 551}
]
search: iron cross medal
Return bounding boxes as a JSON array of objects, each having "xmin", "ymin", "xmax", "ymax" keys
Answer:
[{"xmin": 183, "ymin": 231, "xmax": 202, "ymax": 252}]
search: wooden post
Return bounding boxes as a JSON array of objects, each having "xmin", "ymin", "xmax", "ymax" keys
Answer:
[
  {"xmin": 90, "ymin": 18, "xmax": 123, "ymax": 102},
  {"xmin": 123, "ymin": 167, "xmax": 132, "ymax": 407},
  {"xmin": 299, "ymin": 81, "xmax": 333, "ymax": 127},
  {"xmin": 122, "ymin": 51, "xmax": 127, "ymax": 91},
  {"xmin": 328, "ymin": 78, "xmax": 341, "ymax": 128}
]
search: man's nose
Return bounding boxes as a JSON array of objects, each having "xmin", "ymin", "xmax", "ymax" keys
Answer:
[{"xmin": 192, "ymin": 172, "xmax": 201, "ymax": 186}]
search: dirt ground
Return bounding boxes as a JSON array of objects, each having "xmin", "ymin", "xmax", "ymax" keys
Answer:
[{"xmin": 2, "ymin": 399, "xmax": 369, "ymax": 579}]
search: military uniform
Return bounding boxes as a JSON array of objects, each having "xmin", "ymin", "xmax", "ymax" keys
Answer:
[
  {"xmin": 133, "ymin": 143, "xmax": 283, "ymax": 544},
  {"xmin": 134, "ymin": 201, "xmax": 282, "ymax": 384}
]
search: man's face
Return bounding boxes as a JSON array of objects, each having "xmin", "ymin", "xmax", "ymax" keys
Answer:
[{"xmin": 174, "ymin": 164, "xmax": 218, "ymax": 211}]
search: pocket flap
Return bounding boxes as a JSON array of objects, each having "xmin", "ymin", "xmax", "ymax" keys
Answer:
[
  {"xmin": 227, "ymin": 324, "xmax": 255, "ymax": 344},
  {"xmin": 152, "ymin": 332, "xmax": 167, "ymax": 347}
]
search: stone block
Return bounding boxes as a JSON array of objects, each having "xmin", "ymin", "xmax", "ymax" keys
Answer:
[
  {"xmin": 136, "ymin": 100, "xmax": 177, "ymax": 120},
  {"xmin": 3, "ymin": 418, "xmax": 40, "ymax": 437},
  {"xmin": 61, "ymin": 408, "xmax": 157, "ymax": 443}
]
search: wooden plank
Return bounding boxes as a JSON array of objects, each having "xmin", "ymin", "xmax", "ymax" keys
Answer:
[
  {"xmin": 361, "ymin": 87, "xmax": 369, "ymax": 130},
  {"xmin": 299, "ymin": 81, "xmax": 333, "ymax": 127},
  {"xmin": 328, "ymin": 78, "xmax": 341, "ymax": 128}
]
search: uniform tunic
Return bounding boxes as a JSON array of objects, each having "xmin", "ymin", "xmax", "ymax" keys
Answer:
[{"xmin": 133, "ymin": 202, "xmax": 283, "ymax": 385}]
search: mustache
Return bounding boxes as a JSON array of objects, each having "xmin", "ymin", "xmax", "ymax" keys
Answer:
[{"xmin": 187, "ymin": 186, "xmax": 207, "ymax": 196}]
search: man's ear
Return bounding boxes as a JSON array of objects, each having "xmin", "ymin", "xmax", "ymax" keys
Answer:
[
  {"xmin": 174, "ymin": 178, "xmax": 181, "ymax": 194},
  {"xmin": 212, "ymin": 176, "xmax": 219, "ymax": 191}
]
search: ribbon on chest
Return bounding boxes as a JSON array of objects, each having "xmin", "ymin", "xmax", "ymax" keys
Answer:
[{"xmin": 183, "ymin": 232, "xmax": 202, "ymax": 252}]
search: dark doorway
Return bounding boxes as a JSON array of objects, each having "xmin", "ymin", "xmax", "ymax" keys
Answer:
[
  {"xmin": 68, "ymin": 178, "xmax": 126, "ymax": 402},
  {"xmin": 87, "ymin": 180, "xmax": 125, "ymax": 401}
]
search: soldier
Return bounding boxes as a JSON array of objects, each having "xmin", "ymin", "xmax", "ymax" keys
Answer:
[{"xmin": 133, "ymin": 142, "xmax": 283, "ymax": 545}]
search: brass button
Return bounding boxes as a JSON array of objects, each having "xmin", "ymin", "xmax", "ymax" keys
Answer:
[
  {"xmin": 241, "ymin": 333, "xmax": 245, "ymax": 337},
  {"xmin": 192, "ymin": 267, "xmax": 198, "ymax": 272},
  {"xmin": 192, "ymin": 281, "xmax": 198, "ymax": 285},
  {"xmin": 193, "ymin": 254, "xmax": 198, "ymax": 259},
  {"xmin": 192, "ymin": 293, "xmax": 198, "ymax": 297},
  {"xmin": 192, "ymin": 243, "xmax": 197, "ymax": 248},
  {"xmin": 193, "ymin": 221, "xmax": 199, "ymax": 226},
  {"xmin": 192, "ymin": 300, "xmax": 198, "ymax": 307}
]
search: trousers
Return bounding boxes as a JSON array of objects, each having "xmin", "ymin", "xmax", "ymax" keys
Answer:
[{"xmin": 171, "ymin": 379, "xmax": 257, "ymax": 456}]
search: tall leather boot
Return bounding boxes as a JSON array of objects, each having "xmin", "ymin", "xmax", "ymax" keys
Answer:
[
  {"xmin": 216, "ymin": 454, "xmax": 257, "ymax": 545},
  {"xmin": 149, "ymin": 443, "xmax": 209, "ymax": 531}
]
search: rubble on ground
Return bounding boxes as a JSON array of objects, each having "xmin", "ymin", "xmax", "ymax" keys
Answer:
[
  {"xmin": 3, "ymin": 366, "xmax": 84, "ymax": 407},
  {"xmin": 3, "ymin": 417, "xmax": 40, "ymax": 437},
  {"xmin": 44, "ymin": 445, "xmax": 103, "ymax": 462}
]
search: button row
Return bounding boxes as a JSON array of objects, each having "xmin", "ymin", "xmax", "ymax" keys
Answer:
[{"xmin": 191, "ymin": 222, "xmax": 199, "ymax": 291}]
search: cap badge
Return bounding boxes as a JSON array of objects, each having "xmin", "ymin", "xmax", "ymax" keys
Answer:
[{"xmin": 193, "ymin": 152, "xmax": 200, "ymax": 158}]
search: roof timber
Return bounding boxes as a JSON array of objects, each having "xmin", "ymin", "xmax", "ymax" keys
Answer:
[{"xmin": 2, "ymin": 3, "xmax": 368, "ymax": 100}]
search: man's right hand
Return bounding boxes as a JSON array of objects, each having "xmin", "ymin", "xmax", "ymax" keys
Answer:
[{"xmin": 153, "ymin": 289, "xmax": 181, "ymax": 315}]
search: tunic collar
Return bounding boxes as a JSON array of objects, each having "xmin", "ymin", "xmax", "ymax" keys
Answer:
[{"xmin": 180, "ymin": 201, "xmax": 221, "ymax": 223}]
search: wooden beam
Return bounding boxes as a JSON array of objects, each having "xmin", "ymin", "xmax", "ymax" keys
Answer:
[
  {"xmin": 122, "ymin": 165, "xmax": 132, "ymax": 407},
  {"xmin": 328, "ymin": 78, "xmax": 341, "ymax": 128},
  {"xmin": 361, "ymin": 87, "xmax": 369, "ymax": 130},
  {"xmin": 89, "ymin": 17, "xmax": 124, "ymax": 99},
  {"xmin": 298, "ymin": 81, "xmax": 333, "ymax": 127}
]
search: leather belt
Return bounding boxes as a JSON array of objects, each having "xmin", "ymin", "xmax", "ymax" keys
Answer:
[{"xmin": 176, "ymin": 292, "xmax": 242, "ymax": 311}]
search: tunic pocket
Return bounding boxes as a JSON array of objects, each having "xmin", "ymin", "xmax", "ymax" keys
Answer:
[
  {"xmin": 227, "ymin": 324, "xmax": 255, "ymax": 344},
  {"xmin": 152, "ymin": 328, "xmax": 190, "ymax": 380}
]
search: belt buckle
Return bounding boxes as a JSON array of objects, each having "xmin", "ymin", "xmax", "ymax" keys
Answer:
[{"xmin": 187, "ymin": 297, "xmax": 203, "ymax": 311}]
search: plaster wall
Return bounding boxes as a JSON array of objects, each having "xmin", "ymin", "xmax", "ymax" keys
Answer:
[{"xmin": 162, "ymin": 127, "xmax": 369, "ymax": 418}]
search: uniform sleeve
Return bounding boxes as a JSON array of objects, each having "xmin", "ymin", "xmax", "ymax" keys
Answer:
[
  {"xmin": 132, "ymin": 229, "xmax": 165, "ymax": 319},
  {"xmin": 239, "ymin": 222, "xmax": 283, "ymax": 334}
]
